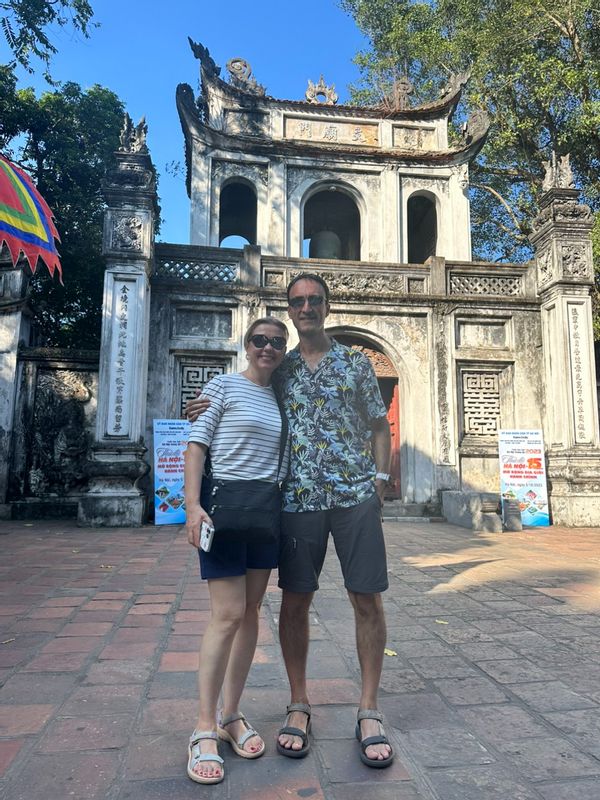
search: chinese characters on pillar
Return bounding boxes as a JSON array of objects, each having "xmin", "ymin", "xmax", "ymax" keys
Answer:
[
  {"xmin": 106, "ymin": 280, "xmax": 137, "ymax": 437},
  {"xmin": 568, "ymin": 305, "xmax": 592, "ymax": 444}
]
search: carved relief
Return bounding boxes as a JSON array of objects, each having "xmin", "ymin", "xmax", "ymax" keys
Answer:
[
  {"xmin": 118, "ymin": 114, "xmax": 148, "ymax": 154},
  {"xmin": 286, "ymin": 166, "xmax": 380, "ymax": 198},
  {"xmin": 180, "ymin": 361, "xmax": 227, "ymax": 418},
  {"xmin": 562, "ymin": 244, "xmax": 589, "ymax": 278},
  {"xmin": 457, "ymin": 164, "xmax": 469, "ymax": 189},
  {"xmin": 542, "ymin": 152, "xmax": 575, "ymax": 191},
  {"xmin": 305, "ymin": 75, "xmax": 338, "ymax": 105},
  {"xmin": 538, "ymin": 249, "xmax": 553, "ymax": 286},
  {"xmin": 450, "ymin": 274, "xmax": 521, "ymax": 296},
  {"xmin": 111, "ymin": 214, "xmax": 143, "ymax": 251},
  {"xmin": 381, "ymin": 76, "xmax": 414, "ymax": 111},
  {"xmin": 212, "ymin": 160, "xmax": 268, "ymax": 188},
  {"xmin": 462, "ymin": 110, "xmax": 490, "ymax": 144},
  {"xmin": 554, "ymin": 201, "xmax": 593, "ymax": 223},
  {"xmin": 290, "ymin": 269, "xmax": 404, "ymax": 295},
  {"xmin": 226, "ymin": 58, "xmax": 266, "ymax": 96},
  {"xmin": 188, "ymin": 38, "xmax": 221, "ymax": 78},
  {"xmin": 350, "ymin": 345, "xmax": 398, "ymax": 377},
  {"xmin": 154, "ymin": 257, "xmax": 238, "ymax": 283}
]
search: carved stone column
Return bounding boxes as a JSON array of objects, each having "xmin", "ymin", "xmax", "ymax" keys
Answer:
[
  {"xmin": 78, "ymin": 116, "xmax": 158, "ymax": 527},
  {"xmin": 0, "ymin": 259, "xmax": 29, "ymax": 518},
  {"xmin": 530, "ymin": 154, "xmax": 600, "ymax": 525}
]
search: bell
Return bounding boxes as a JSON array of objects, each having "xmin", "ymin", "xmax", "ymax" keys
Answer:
[{"xmin": 309, "ymin": 230, "xmax": 342, "ymax": 260}]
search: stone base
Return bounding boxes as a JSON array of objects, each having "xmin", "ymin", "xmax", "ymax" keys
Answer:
[
  {"xmin": 78, "ymin": 494, "xmax": 147, "ymax": 527},
  {"xmin": 548, "ymin": 450, "xmax": 600, "ymax": 527},
  {"xmin": 441, "ymin": 490, "xmax": 503, "ymax": 532}
]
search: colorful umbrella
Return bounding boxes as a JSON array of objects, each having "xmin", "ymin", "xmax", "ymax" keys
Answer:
[{"xmin": 0, "ymin": 153, "xmax": 62, "ymax": 281}]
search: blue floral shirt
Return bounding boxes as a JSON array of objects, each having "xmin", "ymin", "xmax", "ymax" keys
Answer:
[{"xmin": 275, "ymin": 339, "xmax": 387, "ymax": 512}]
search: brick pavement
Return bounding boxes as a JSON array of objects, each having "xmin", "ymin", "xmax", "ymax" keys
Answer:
[{"xmin": 1, "ymin": 519, "xmax": 600, "ymax": 799}]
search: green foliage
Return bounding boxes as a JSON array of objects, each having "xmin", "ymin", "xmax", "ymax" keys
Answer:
[
  {"xmin": 1, "ymin": 0, "xmax": 95, "ymax": 79},
  {"xmin": 1, "ymin": 71, "xmax": 124, "ymax": 347},
  {"xmin": 341, "ymin": 0, "xmax": 600, "ymax": 267}
]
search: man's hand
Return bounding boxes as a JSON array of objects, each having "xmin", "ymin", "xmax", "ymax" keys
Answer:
[
  {"xmin": 184, "ymin": 394, "xmax": 211, "ymax": 422},
  {"xmin": 375, "ymin": 478, "xmax": 387, "ymax": 505}
]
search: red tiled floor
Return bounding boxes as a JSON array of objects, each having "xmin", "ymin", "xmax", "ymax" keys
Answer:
[
  {"xmin": 0, "ymin": 704, "xmax": 55, "ymax": 735},
  {"xmin": 37, "ymin": 714, "xmax": 133, "ymax": 752},
  {"xmin": 0, "ymin": 738, "xmax": 25, "ymax": 776},
  {"xmin": 158, "ymin": 652, "xmax": 198, "ymax": 672}
]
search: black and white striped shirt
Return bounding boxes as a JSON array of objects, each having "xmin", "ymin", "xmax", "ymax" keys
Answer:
[{"xmin": 188, "ymin": 373, "xmax": 289, "ymax": 482}]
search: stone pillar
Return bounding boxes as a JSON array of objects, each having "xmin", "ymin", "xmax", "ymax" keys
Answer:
[
  {"xmin": 78, "ymin": 116, "xmax": 158, "ymax": 527},
  {"xmin": 530, "ymin": 154, "xmax": 600, "ymax": 525},
  {"xmin": 0, "ymin": 261, "xmax": 29, "ymax": 518}
]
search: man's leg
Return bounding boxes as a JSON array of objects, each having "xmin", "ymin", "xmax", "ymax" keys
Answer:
[
  {"xmin": 347, "ymin": 590, "xmax": 391, "ymax": 761},
  {"xmin": 277, "ymin": 588, "xmax": 313, "ymax": 751}
]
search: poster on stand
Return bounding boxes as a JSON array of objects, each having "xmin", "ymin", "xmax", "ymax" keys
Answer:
[
  {"xmin": 498, "ymin": 429, "xmax": 550, "ymax": 527},
  {"xmin": 153, "ymin": 419, "xmax": 190, "ymax": 525}
]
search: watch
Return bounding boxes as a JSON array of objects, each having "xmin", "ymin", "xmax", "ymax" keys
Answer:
[{"xmin": 375, "ymin": 472, "xmax": 390, "ymax": 482}]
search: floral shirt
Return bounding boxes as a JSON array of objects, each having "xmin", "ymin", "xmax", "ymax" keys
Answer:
[{"xmin": 275, "ymin": 339, "xmax": 387, "ymax": 512}]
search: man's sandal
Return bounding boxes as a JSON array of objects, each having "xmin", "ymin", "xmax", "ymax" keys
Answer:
[
  {"xmin": 355, "ymin": 709, "xmax": 395, "ymax": 769},
  {"xmin": 276, "ymin": 702, "xmax": 312, "ymax": 758},
  {"xmin": 187, "ymin": 730, "xmax": 225, "ymax": 784},
  {"xmin": 217, "ymin": 711, "xmax": 265, "ymax": 759}
]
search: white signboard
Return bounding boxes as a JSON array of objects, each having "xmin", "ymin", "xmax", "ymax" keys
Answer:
[
  {"xmin": 498, "ymin": 429, "xmax": 550, "ymax": 527},
  {"xmin": 153, "ymin": 419, "xmax": 190, "ymax": 526}
]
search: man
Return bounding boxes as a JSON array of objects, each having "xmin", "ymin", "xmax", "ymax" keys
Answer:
[{"xmin": 187, "ymin": 273, "xmax": 393, "ymax": 767}]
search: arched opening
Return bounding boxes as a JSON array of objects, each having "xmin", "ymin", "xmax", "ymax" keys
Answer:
[
  {"xmin": 334, "ymin": 334, "xmax": 401, "ymax": 499},
  {"xmin": 219, "ymin": 181, "xmax": 257, "ymax": 246},
  {"xmin": 303, "ymin": 188, "xmax": 360, "ymax": 260},
  {"xmin": 407, "ymin": 193, "xmax": 437, "ymax": 263}
]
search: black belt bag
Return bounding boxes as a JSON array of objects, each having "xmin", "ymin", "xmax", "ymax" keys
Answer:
[{"xmin": 203, "ymin": 479, "xmax": 281, "ymax": 543}]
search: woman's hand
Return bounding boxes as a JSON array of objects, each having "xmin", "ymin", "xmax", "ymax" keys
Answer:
[{"xmin": 185, "ymin": 503, "xmax": 213, "ymax": 548}]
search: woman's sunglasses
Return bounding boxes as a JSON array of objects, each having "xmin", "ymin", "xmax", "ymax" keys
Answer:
[
  {"xmin": 288, "ymin": 295, "xmax": 326, "ymax": 309},
  {"xmin": 249, "ymin": 334, "xmax": 287, "ymax": 350}
]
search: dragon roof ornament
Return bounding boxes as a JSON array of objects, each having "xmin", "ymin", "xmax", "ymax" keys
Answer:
[{"xmin": 226, "ymin": 58, "xmax": 266, "ymax": 96}]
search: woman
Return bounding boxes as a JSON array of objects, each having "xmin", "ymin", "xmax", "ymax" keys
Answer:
[{"xmin": 184, "ymin": 317, "xmax": 289, "ymax": 785}]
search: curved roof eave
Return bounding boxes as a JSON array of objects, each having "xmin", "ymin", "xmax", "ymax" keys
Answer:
[
  {"xmin": 201, "ymin": 67, "xmax": 468, "ymax": 122},
  {"xmin": 177, "ymin": 82, "xmax": 489, "ymax": 179}
]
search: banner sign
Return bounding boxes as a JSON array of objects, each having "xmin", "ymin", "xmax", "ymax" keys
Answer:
[
  {"xmin": 153, "ymin": 419, "xmax": 190, "ymax": 526},
  {"xmin": 498, "ymin": 429, "xmax": 550, "ymax": 527}
]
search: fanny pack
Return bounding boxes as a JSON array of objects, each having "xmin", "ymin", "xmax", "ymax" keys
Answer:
[{"xmin": 200, "ymin": 391, "xmax": 288, "ymax": 544}]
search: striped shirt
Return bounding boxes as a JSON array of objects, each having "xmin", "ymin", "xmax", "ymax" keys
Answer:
[{"xmin": 188, "ymin": 373, "xmax": 289, "ymax": 482}]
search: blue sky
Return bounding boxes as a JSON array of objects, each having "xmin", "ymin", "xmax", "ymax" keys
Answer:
[{"xmin": 14, "ymin": 0, "xmax": 367, "ymax": 244}]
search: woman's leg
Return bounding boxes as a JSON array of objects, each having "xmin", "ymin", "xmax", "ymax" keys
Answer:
[
  {"xmin": 220, "ymin": 568, "xmax": 271, "ymax": 753},
  {"xmin": 192, "ymin": 575, "xmax": 246, "ymax": 780}
]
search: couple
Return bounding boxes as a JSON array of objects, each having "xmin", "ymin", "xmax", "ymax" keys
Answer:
[{"xmin": 184, "ymin": 273, "xmax": 394, "ymax": 785}]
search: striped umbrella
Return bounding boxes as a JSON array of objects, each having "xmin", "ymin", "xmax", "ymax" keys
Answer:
[{"xmin": 0, "ymin": 153, "xmax": 62, "ymax": 281}]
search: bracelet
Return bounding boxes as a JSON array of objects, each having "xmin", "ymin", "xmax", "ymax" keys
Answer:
[{"xmin": 375, "ymin": 472, "xmax": 390, "ymax": 482}]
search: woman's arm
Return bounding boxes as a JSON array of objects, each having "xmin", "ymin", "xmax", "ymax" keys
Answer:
[{"xmin": 184, "ymin": 441, "xmax": 212, "ymax": 548}]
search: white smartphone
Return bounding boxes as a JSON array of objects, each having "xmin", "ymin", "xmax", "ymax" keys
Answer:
[{"xmin": 200, "ymin": 521, "xmax": 215, "ymax": 552}]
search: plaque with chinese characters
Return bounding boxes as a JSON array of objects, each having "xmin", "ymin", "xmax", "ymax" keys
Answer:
[
  {"xmin": 284, "ymin": 117, "xmax": 379, "ymax": 147},
  {"xmin": 392, "ymin": 125, "xmax": 437, "ymax": 151}
]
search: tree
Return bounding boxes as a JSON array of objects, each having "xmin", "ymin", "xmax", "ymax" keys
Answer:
[
  {"xmin": 0, "ymin": 69, "xmax": 125, "ymax": 347},
  {"xmin": 340, "ymin": 0, "xmax": 600, "ymax": 264},
  {"xmin": 1, "ymin": 0, "xmax": 95, "ymax": 78}
]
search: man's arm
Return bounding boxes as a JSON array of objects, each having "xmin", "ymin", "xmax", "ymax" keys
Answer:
[
  {"xmin": 184, "ymin": 393, "xmax": 210, "ymax": 422},
  {"xmin": 371, "ymin": 416, "xmax": 391, "ymax": 504}
]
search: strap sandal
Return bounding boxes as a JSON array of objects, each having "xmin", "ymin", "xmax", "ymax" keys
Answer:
[
  {"xmin": 276, "ymin": 702, "xmax": 312, "ymax": 759},
  {"xmin": 187, "ymin": 729, "xmax": 224, "ymax": 784},
  {"xmin": 217, "ymin": 711, "xmax": 265, "ymax": 759},
  {"xmin": 355, "ymin": 709, "xmax": 395, "ymax": 769}
]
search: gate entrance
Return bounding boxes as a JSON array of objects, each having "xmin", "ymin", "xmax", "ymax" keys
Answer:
[{"xmin": 334, "ymin": 335, "xmax": 400, "ymax": 498}]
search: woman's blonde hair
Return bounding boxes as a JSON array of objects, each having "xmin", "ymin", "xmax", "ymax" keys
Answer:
[{"xmin": 243, "ymin": 316, "xmax": 289, "ymax": 347}]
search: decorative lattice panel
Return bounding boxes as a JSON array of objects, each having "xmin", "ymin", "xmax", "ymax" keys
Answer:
[
  {"xmin": 462, "ymin": 371, "xmax": 501, "ymax": 436},
  {"xmin": 180, "ymin": 362, "xmax": 227, "ymax": 417},
  {"xmin": 155, "ymin": 258, "xmax": 238, "ymax": 283},
  {"xmin": 450, "ymin": 274, "xmax": 521, "ymax": 296}
]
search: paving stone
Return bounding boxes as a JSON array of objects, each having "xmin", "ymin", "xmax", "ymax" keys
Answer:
[
  {"xmin": 319, "ymin": 738, "xmax": 410, "ymax": 782},
  {"xmin": 330, "ymin": 783, "xmax": 427, "ymax": 800},
  {"xmin": 459, "ymin": 704, "xmax": 551, "ymax": 743},
  {"xmin": 379, "ymin": 668, "xmax": 427, "ymax": 694},
  {"xmin": 427, "ymin": 765, "xmax": 542, "ymax": 800},
  {"xmin": 543, "ymin": 708, "xmax": 600, "ymax": 758},
  {"xmin": 408, "ymin": 655, "xmax": 477, "ymax": 679},
  {"xmin": 475, "ymin": 658, "xmax": 551, "ymax": 684},
  {"xmin": 5, "ymin": 750, "xmax": 120, "ymax": 800},
  {"xmin": 433, "ymin": 676, "xmax": 509, "ymax": 705},
  {"xmin": 385, "ymin": 693, "xmax": 460, "ymax": 732},
  {"xmin": 21, "ymin": 651, "xmax": 88, "ymax": 672},
  {"xmin": 506, "ymin": 681, "xmax": 598, "ymax": 712},
  {"xmin": 60, "ymin": 684, "xmax": 144, "ymax": 716},
  {"xmin": 406, "ymin": 727, "xmax": 494, "ymax": 767},
  {"xmin": 0, "ymin": 738, "xmax": 25, "ymax": 776},
  {"xmin": 83, "ymin": 659, "xmax": 154, "ymax": 685},
  {"xmin": 37, "ymin": 714, "xmax": 134, "ymax": 752},
  {"xmin": 539, "ymin": 779, "xmax": 600, "ymax": 800},
  {"xmin": 0, "ymin": 672, "xmax": 77, "ymax": 704},
  {"xmin": 497, "ymin": 736, "xmax": 600, "ymax": 781},
  {"xmin": 0, "ymin": 703, "xmax": 55, "ymax": 735}
]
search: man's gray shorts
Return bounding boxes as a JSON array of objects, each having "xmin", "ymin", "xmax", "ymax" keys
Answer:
[{"xmin": 277, "ymin": 493, "xmax": 389, "ymax": 594}]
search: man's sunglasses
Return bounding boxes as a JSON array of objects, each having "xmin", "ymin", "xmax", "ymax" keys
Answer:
[
  {"xmin": 249, "ymin": 334, "xmax": 287, "ymax": 350},
  {"xmin": 288, "ymin": 294, "xmax": 326, "ymax": 309}
]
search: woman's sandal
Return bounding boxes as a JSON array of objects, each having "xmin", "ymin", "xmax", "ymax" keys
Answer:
[
  {"xmin": 276, "ymin": 702, "xmax": 312, "ymax": 758},
  {"xmin": 187, "ymin": 729, "xmax": 225, "ymax": 784},
  {"xmin": 217, "ymin": 711, "xmax": 265, "ymax": 759},
  {"xmin": 355, "ymin": 709, "xmax": 395, "ymax": 769}
]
